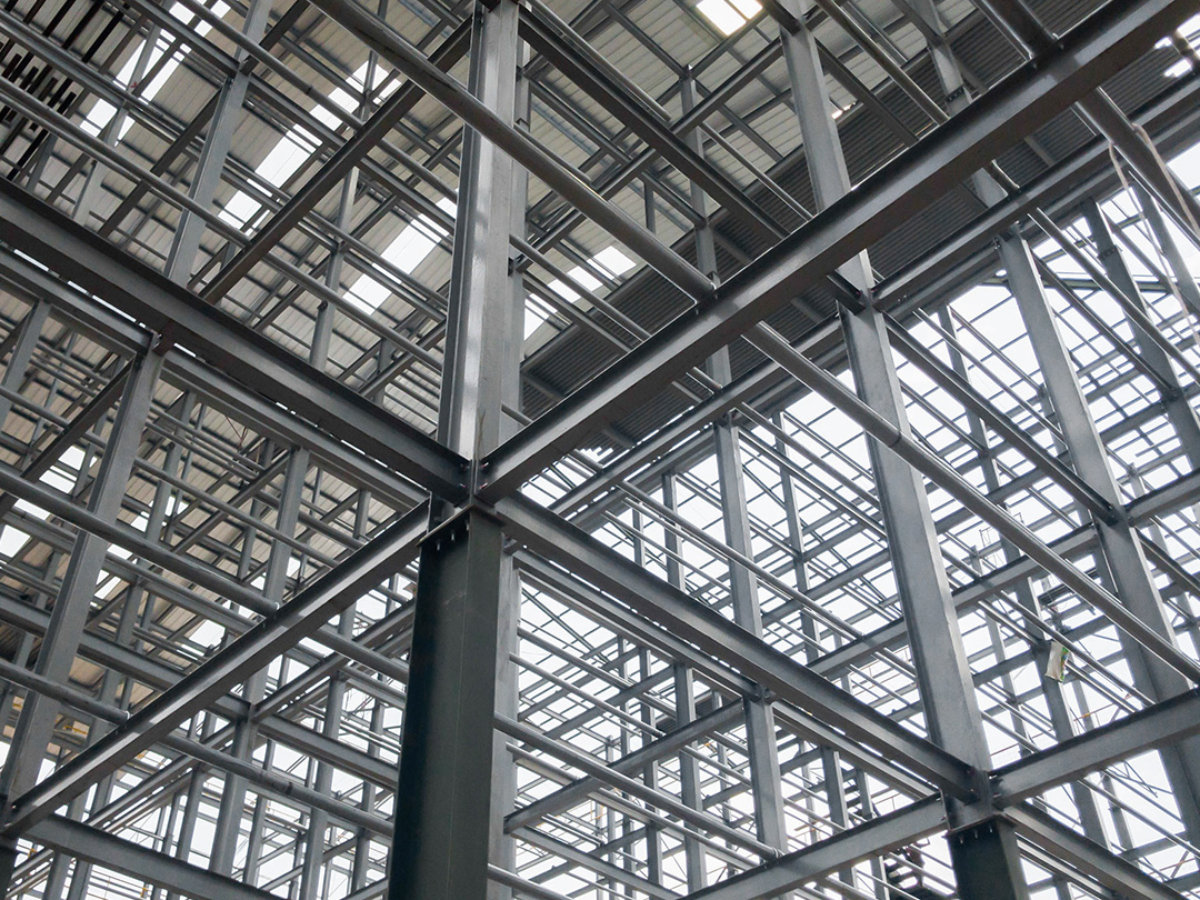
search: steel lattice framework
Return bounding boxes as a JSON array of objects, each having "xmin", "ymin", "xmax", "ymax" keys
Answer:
[{"xmin": 0, "ymin": 0, "xmax": 1198, "ymax": 897}]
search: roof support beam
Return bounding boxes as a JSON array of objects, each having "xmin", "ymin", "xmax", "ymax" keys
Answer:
[
  {"xmin": 0, "ymin": 178, "xmax": 467, "ymax": 500},
  {"xmin": 479, "ymin": 0, "xmax": 1196, "ymax": 497}
]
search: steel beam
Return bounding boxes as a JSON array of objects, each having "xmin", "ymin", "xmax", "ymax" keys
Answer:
[
  {"xmin": 28, "ymin": 815, "xmax": 277, "ymax": 900},
  {"xmin": 994, "ymin": 688, "xmax": 1200, "ymax": 804},
  {"xmin": 0, "ymin": 178, "xmax": 466, "ymax": 500},
  {"xmin": 479, "ymin": 0, "xmax": 1195, "ymax": 498},
  {"xmin": 1, "ymin": 502, "xmax": 427, "ymax": 836}
]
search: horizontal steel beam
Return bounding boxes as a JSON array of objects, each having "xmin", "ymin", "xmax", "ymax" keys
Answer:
[
  {"xmin": 479, "ymin": 0, "xmax": 1194, "ymax": 497},
  {"xmin": 993, "ymin": 688, "xmax": 1200, "ymax": 805},
  {"xmin": 3, "ymin": 502, "xmax": 428, "ymax": 835},
  {"xmin": 0, "ymin": 179, "xmax": 466, "ymax": 500},
  {"xmin": 496, "ymin": 494, "xmax": 975, "ymax": 798},
  {"xmin": 1007, "ymin": 802, "xmax": 1185, "ymax": 900},
  {"xmin": 27, "ymin": 815, "xmax": 276, "ymax": 900},
  {"xmin": 685, "ymin": 797, "xmax": 946, "ymax": 900}
]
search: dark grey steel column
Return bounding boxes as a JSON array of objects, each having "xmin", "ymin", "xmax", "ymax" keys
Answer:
[
  {"xmin": 487, "ymin": 44, "xmax": 528, "ymax": 900},
  {"xmin": 780, "ymin": 1, "xmax": 1028, "ymax": 896},
  {"xmin": 773, "ymin": 419, "xmax": 853, "ymax": 887},
  {"xmin": 387, "ymin": 2, "xmax": 519, "ymax": 898},
  {"xmin": 934, "ymin": 309, "xmax": 1112, "ymax": 853},
  {"xmin": 299, "ymin": 67, "xmax": 372, "ymax": 900}
]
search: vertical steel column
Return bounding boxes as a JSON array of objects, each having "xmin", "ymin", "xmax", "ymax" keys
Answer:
[
  {"xmin": 351, "ymin": 495, "xmax": 380, "ymax": 893},
  {"xmin": 63, "ymin": 387, "xmax": 198, "ymax": 899},
  {"xmin": 915, "ymin": 1, "xmax": 1116, "ymax": 859},
  {"xmin": 298, "ymin": 64, "xmax": 372, "ymax": 897},
  {"xmin": 779, "ymin": 2, "xmax": 1028, "ymax": 896},
  {"xmin": 487, "ymin": 50, "xmax": 527, "ymax": 900},
  {"xmin": 0, "ymin": 349, "xmax": 162, "ymax": 890},
  {"xmin": 209, "ymin": 446, "xmax": 309, "ymax": 878},
  {"xmin": 628, "ymin": 509, "xmax": 663, "ymax": 887},
  {"xmin": 49, "ymin": 571, "xmax": 146, "ymax": 900},
  {"xmin": 934, "ymin": 309, "xmax": 1112, "ymax": 853},
  {"xmin": 680, "ymin": 72, "xmax": 789, "ymax": 860},
  {"xmin": 387, "ymin": 2, "xmax": 519, "ymax": 897},
  {"xmin": 998, "ymin": 221, "xmax": 1200, "ymax": 847},
  {"xmin": 72, "ymin": 29, "xmax": 160, "ymax": 226},
  {"xmin": 164, "ymin": 0, "xmax": 272, "ymax": 283},
  {"xmin": 774, "ymin": 420, "xmax": 851, "ymax": 885}
]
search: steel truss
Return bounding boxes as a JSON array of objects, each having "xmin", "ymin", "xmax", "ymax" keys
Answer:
[{"xmin": 0, "ymin": 0, "xmax": 1198, "ymax": 898}]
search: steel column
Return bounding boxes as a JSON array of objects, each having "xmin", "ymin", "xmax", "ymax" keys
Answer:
[
  {"xmin": 386, "ymin": 3, "xmax": 521, "ymax": 898},
  {"xmin": 997, "ymin": 216, "xmax": 1200, "ymax": 847},
  {"xmin": 781, "ymin": 3, "xmax": 1026, "ymax": 895}
]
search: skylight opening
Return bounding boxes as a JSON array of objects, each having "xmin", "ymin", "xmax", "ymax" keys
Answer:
[
  {"xmin": 83, "ymin": 1, "xmax": 230, "ymax": 140},
  {"xmin": 697, "ymin": 0, "xmax": 761, "ymax": 36},
  {"xmin": 525, "ymin": 246, "xmax": 635, "ymax": 339},
  {"xmin": 548, "ymin": 268, "xmax": 601, "ymax": 302},
  {"xmin": 591, "ymin": 246, "xmax": 635, "ymax": 279},
  {"xmin": 1156, "ymin": 13, "xmax": 1200, "ymax": 77},
  {"xmin": 220, "ymin": 60, "xmax": 384, "ymax": 230},
  {"xmin": 218, "ymin": 132, "xmax": 318, "ymax": 227},
  {"xmin": 0, "ymin": 526, "xmax": 29, "ymax": 559},
  {"xmin": 345, "ymin": 197, "xmax": 458, "ymax": 314}
]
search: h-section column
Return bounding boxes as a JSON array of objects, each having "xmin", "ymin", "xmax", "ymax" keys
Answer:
[
  {"xmin": 386, "ymin": 2, "xmax": 521, "ymax": 899},
  {"xmin": 779, "ymin": 1, "xmax": 1028, "ymax": 896}
]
